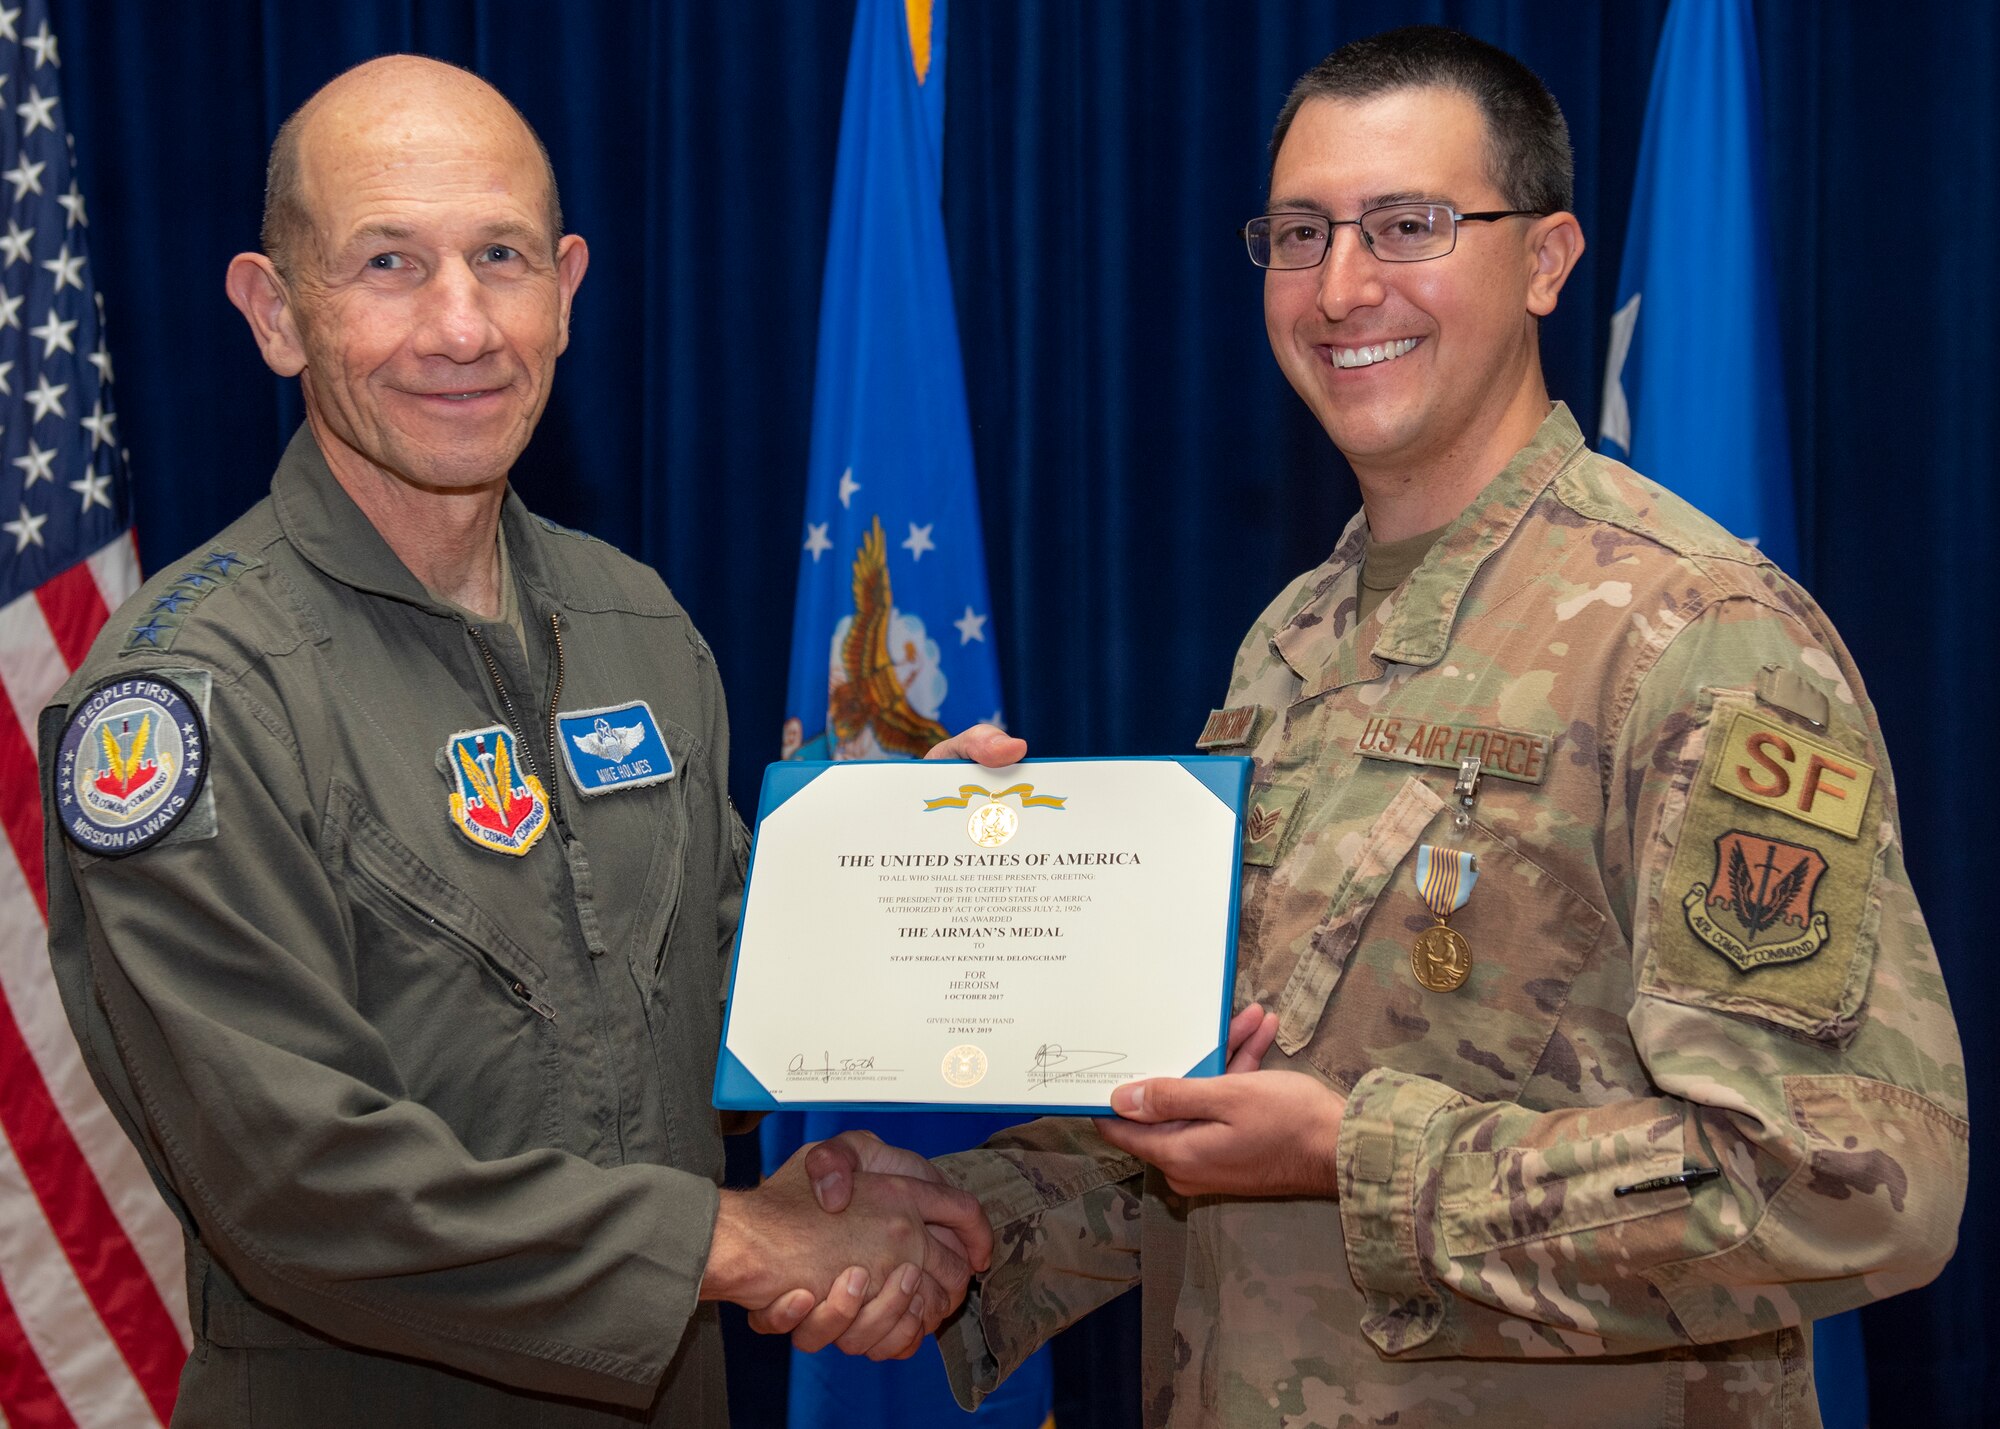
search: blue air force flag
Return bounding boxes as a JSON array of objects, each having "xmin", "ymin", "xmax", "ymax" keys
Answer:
[
  {"xmin": 765, "ymin": 2, "xmax": 1049, "ymax": 1427},
  {"xmin": 1599, "ymin": 0, "xmax": 1798, "ymax": 575},
  {"xmin": 1604, "ymin": 3, "xmax": 1863, "ymax": 1423},
  {"xmin": 778, "ymin": 0, "xmax": 1000, "ymax": 761}
]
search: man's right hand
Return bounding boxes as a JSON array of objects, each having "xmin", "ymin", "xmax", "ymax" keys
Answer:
[{"xmin": 701, "ymin": 1141, "xmax": 992, "ymax": 1358}]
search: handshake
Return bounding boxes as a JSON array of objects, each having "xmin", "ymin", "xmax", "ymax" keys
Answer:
[
  {"xmin": 696, "ymin": 1000, "xmax": 1291, "ymax": 1363},
  {"xmin": 700, "ymin": 1131, "xmax": 978, "ymax": 1362}
]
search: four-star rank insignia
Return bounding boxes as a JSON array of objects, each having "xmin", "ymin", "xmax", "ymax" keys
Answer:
[
  {"xmin": 1682, "ymin": 830, "xmax": 1830, "ymax": 971},
  {"xmin": 446, "ymin": 725, "xmax": 550, "ymax": 856}
]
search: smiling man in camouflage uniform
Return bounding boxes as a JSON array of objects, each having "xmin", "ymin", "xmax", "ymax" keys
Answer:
[{"xmin": 805, "ymin": 25, "xmax": 1969, "ymax": 1427}]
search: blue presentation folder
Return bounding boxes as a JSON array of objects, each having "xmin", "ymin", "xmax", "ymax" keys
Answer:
[{"xmin": 712, "ymin": 755, "xmax": 1250, "ymax": 1116}]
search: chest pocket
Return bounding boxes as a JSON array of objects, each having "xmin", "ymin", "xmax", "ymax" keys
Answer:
[
  {"xmin": 323, "ymin": 783, "xmax": 563, "ymax": 1158},
  {"xmin": 562, "ymin": 710, "xmax": 694, "ymax": 987},
  {"xmin": 1276, "ymin": 774, "xmax": 1604, "ymax": 1104}
]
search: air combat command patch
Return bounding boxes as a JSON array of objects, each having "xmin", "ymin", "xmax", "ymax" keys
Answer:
[
  {"xmin": 556, "ymin": 700, "xmax": 675, "ymax": 797},
  {"xmin": 1683, "ymin": 830, "xmax": 1830, "ymax": 970},
  {"xmin": 445, "ymin": 725, "xmax": 550, "ymax": 856},
  {"xmin": 55, "ymin": 675, "xmax": 208, "ymax": 856}
]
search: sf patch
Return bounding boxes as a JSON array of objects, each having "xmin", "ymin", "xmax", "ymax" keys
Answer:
[
  {"xmin": 55, "ymin": 675, "xmax": 208, "ymax": 856},
  {"xmin": 1682, "ymin": 830, "xmax": 1830, "ymax": 970},
  {"xmin": 445, "ymin": 725, "xmax": 550, "ymax": 856},
  {"xmin": 556, "ymin": 700, "xmax": 675, "ymax": 797},
  {"xmin": 1711, "ymin": 708, "xmax": 1875, "ymax": 839}
]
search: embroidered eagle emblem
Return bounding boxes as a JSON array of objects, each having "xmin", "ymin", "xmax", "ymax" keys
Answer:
[{"xmin": 829, "ymin": 515, "xmax": 950, "ymax": 758}]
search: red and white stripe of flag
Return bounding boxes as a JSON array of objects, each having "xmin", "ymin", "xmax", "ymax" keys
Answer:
[{"xmin": 0, "ymin": 533, "xmax": 188, "ymax": 1426}]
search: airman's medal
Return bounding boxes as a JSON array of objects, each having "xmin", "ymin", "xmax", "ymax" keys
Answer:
[{"xmin": 1411, "ymin": 844, "xmax": 1477, "ymax": 992}]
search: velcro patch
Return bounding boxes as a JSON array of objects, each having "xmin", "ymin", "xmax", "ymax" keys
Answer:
[
  {"xmin": 444, "ymin": 725, "xmax": 551, "ymax": 856},
  {"xmin": 557, "ymin": 700, "xmax": 675, "ymax": 796},
  {"xmin": 54, "ymin": 674, "xmax": 209, "ymax": 856},
  {"xmin": 1710, "ymin": 708, "xmax": 1875, "ymax": 840},
  {"xmin": 1644, "ymin": 700, "xmax": 1882, "ymax": 1039},
  {"xmin": 1355, "ymin": 715, "xmax": 1551, "ymax": 784},
  {"xmin": 1241, "ymin": 785, "xmax": 1304, "ymax": 868},
  {"xmin": 1196, "ymin": 705, "xmax": 1265, "ymax": 750}
]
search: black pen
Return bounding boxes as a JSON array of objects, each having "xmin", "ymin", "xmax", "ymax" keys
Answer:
[{"xmin": 1615, "ymin": 1166, "xmax": 1723, "ymax": 1198}]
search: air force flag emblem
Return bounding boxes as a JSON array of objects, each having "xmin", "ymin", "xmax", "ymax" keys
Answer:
[{"xmin": 557, "ymin": 700, "xmax": 675, "ymax": 797}]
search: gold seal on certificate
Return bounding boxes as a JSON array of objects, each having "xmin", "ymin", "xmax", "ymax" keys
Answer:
[
  {"xmin": 714, "ymin": 757, "xmax": 1250, "ymax": 1114},
  {"xmin": 941, "ymin": 1044, "xmax": 988, "ymax": 1087},
  {"xmin": 967, "ymin": 800, "xmax": 1017, "ymax": 847}
]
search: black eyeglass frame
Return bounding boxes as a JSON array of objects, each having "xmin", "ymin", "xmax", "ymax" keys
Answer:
[{"xmin": 1240, "ymin": 205, "xmax": 1550, "ymax": 268}]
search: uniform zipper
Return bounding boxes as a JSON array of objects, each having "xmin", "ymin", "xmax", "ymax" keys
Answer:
[
  {"xmin": 467, "ymin": 622, "xmax": 565, "ymax": 835},
  {"xmin": 545, "ymin": 611, "xmax": 566, "ymax": 829}
]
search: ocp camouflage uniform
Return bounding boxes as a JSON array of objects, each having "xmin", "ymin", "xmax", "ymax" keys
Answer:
[{"xmin": 934, "ymin": 404, "xmax": 1968, "ymax": 1428}]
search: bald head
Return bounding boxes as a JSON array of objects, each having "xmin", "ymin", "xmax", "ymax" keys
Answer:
[{"xmin": 261, "ymin": 55, "xmax": 562, "ymax": 278}]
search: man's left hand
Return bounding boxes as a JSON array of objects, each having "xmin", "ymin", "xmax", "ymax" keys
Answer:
[{"xmin": 1094, "ymin": 1067, "xmax": 1346, "ymax": 1200}]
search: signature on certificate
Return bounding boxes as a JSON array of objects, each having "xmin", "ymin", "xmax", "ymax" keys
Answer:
[
  {"xmin": 1027, "ymin": 1044, "xmax": 1127, "ymax": 1086},
  {"xmin": 787, "ymin": 1051, "xmax": 888, "ymax": 1084}
]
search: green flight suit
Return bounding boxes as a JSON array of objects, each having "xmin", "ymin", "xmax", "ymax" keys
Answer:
[{"xmin": 41, "ymin": 428, "xmax": 748, "ymax": 1424}]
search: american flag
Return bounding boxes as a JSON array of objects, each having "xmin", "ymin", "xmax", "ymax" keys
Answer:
[{"xmin": 0, "ymin": 1, "xmax": 190, "ymax": 1423}]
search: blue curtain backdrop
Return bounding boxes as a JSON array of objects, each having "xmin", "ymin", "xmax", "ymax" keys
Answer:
[{"xmin": 44, "ymin": 3, "xmax": 1995, "ymax": 1425}]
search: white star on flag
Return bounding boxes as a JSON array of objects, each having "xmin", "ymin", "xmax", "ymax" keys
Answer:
[
  {"xmin": 837, "ymin": 467, "xmax": 860, "ymax": 508},
  {"xmin": 69, "ymin": 468, "xmax": 111, "ymax": 512},
  {"xmin": 13, "ymin": 438, "xmax": 53, "ymax": 485},
  {"xmin": 0, "ymin": 291, "xmax": 22, "ymax": 329},
  {"xmin": 87, "ymin": 337, "xmax": 110, "ymax": 382},
  {"xmin": 28, "ymin": 308, "xmax": 75, "ymax": 356},
  {"xmin": 0, "ymin": 8, "xmax": 19, "ymax": 43},
  {"xmin": 1, "ymin": 154, "xmax": 40, "ymax": 198},
  {"xmin": 901, "ymin": 522, "xmax": 935, "ymax": 560},
  {"xmin": 25, "ymin": 370, "xmax": 65, "ymax": 419},
  {"xmin": 0, "ymin": 358, "xmax": 13, "ymax": 393},
  {"xmin": 80, "ymin": 400, "xmax": 113, "ymax": 449},
  {"xmin": 3, "ymin": 501, "xmax": 47, "ymax": 550},
  {"xmin": 803, "ymin": 521, "xmax": 832, "ymax": 561},
  {"xmin": 57, "ymin": 177, "xmax": 84, "ymax": 227},
  {"xmin": 953, "ymin": 606, "xmax": 987, "ymax": 644},
  {"xmin": 14, "ymin": 84, "xmax": 54, "ymax": 135},
  {"xmin": 23, "ymin": 17, "xmax": 54, "ymax": 67},
  {"xmin": 1600, "ymin": 292, "xmax": 1641, "ymax": 453},
  {"xmin": 41, "ymin": 240, "xmax": 82, "ymax": 291},
  {"xmin": 0, "ymin": 219, "xmax": 32, "ymax": 264}
]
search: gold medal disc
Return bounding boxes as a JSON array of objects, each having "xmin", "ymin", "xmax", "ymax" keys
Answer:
[{"xmin": 1412, "ymin": 924, "xmax": 1471, "ymax": 992}]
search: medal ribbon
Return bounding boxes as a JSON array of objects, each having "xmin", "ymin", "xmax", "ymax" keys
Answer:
[
  {"xmin": 1414, "ymin": 845, "xmax": 1478, "ymax": 920},
  {"xmin": 924, "ymin": 783, "xmax": 1068, "ymax": 811}
]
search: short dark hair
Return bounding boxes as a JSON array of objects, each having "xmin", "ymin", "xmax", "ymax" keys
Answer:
[
  {"xmin": 260, "ymin": 61, "xmax": 565, "ymax": 278},
  {"xmin": 1269, "ymin": 26, "xmax": 1573, "ymax": 215}
]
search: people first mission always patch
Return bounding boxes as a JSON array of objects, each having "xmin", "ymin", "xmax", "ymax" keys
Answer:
[{"xmin": 55, "ymin": 675, "xmax": 208, "ymax": 856}]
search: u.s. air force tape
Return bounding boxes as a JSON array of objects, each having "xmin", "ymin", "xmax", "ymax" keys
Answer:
[{"xmin": 54, "ymin": 674, "xmax": 209, "ymax": 856}]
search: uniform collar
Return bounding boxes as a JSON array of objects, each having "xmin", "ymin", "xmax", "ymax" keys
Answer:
[
  {"xmin": 1272, "ymin": 402, "xmax": 1587, "ymax": 696},
  {"xmin": 270, "ymin": 424, "xmax": 558, "ymax": 614}
]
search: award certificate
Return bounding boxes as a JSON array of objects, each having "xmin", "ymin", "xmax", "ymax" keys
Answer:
[{"xmin": 714, "ymin": 756, "xmax": 1249, "ymax": 1114}]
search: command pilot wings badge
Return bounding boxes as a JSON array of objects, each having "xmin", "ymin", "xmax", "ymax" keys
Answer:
[
  {"xmin": 557, "ymin": 700, "xmax": 675, "ymax": 797},
  {"xmin": 827, "ymin": 515, "xmax": 950, "ymax": 758},
  {"xmin": 445, "ymin": 725, "xmax": 550, "ymax": 855}
]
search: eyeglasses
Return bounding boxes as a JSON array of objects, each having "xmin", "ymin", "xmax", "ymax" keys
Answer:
[{"xmin": 1241, "ymin": 204, "xmax": 1547, "ymax": 269}]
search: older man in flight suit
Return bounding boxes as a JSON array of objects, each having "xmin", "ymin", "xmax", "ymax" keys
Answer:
[{"xmin": 39, "ymin": 55, "xmax": 999, "ymax": 1426}]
